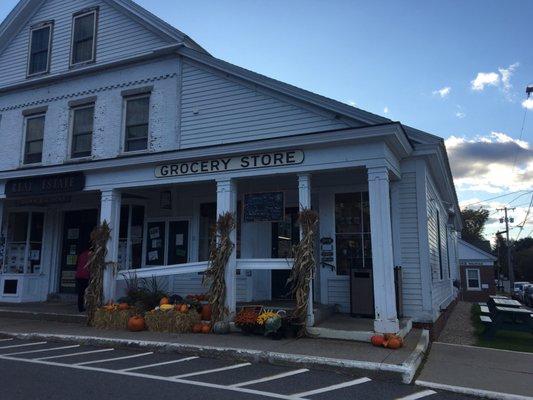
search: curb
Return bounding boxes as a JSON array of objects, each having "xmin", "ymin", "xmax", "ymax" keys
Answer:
[
  {"xmin": 401, "ymin": 329, "xmax": 430, "ymax": 384},
  {"xmin": 0, "ymin": 330, "xmax": 424, "ymax": 382},
  {"xmin": 415, "ymin": 380, "xmax": 533, "ymax": 400}
]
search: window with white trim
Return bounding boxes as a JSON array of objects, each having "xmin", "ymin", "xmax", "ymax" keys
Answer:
[
  {"xmin": 28, "ymin": 22, "xmax": 53, "ymax": 76},
  {"xmin": 71, "ymin": 9, "xmax": 97, "ymax": 65},
  {"xmin": 24, "ymin": 114, "xmax": 45, "ymax": 164},
  {"xmin": 466, "ymin": 268, "xmax": 481, "ymax": 290},
  {"xmin": 70, "ymin": 104, "xmax": 94, "ymax": 158},
  {"xmin": 124, "ymin": 95, "xmax": 150, "ymax": 152}
]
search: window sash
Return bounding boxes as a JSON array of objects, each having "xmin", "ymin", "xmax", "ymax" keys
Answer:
[
  {"xmin": 24, "ymin": 115, "xmax": 45, "ymax": 164},
  {"xmin": 124, "ymin": 96, "xmax": 149, "ymax": 152},
  {"xmin": 466, "ymin": 269, "xmax": 481, "ymax": 289},
  {"xmin": 71, "ymin": 11, "xmax": 96, "ymax": 65},
  {"xmin": 71, "ymin": 106, "xmax": 94, "ymax": 158},
  {"xmin": 28, "ymin": 25, "xmax": 52, "ymax": 76}
]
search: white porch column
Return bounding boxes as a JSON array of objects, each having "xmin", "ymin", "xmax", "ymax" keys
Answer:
[
  {"xmin": 367, "ymin": 166, "xmax": 399, "ymax": 333},
  {"xmin": 100, "ymin": 189, "xmax": 121, "ymax": 303},
  {"xmin": 298, "ymin": 174, "xmax": 315, "ymax": 327},
  {"xmin": 216, "ymin": 178, "xmax": 238, "ymax": 318}
]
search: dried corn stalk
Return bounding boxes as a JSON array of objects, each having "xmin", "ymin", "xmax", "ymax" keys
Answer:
[
  {"xmin": 85, "ymin": 221, "xmax": 110, "ymax": 326},
  {"xmin": 288, "ymin": 208, "xmax": 318, "ymax": 337},
  {"xmin": 203, "ymin": 212, "xmax": 235, "ymax": 324}
]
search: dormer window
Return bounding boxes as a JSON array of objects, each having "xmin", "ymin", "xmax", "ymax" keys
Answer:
[
  {"xmin": 27, "ymin": 22, "xmax": 53, "ymax": 77},
  {"xmin": 71, "ymin": 8, "xmax": 98, "ymax": 66}
]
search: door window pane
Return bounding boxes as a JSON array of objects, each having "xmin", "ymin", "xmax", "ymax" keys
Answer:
[
  {"xmin": 167, "ymin": 221, "xmax": 189, "ymax": 265},
  {"xmin": 72, "ymin": 12, "xmax": 96, "ymax": 64},
  {"xmin": 125, "ymin": 96, "xmax": 149, "ymax": 152},
  {"xmin": 28, "ymin": 25, "xmax": 51, "ymax": 75},
  {"xmin": 146, "ymin": 221, "xmax": 165, "ymax": 266}
]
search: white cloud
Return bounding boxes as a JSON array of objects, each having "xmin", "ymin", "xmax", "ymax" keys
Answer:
[
  {"xmin": 455, "ymin": 111, "xmax": 466, "ymax": 119},
  {"xmin": 446, "ymin": 132, "xmax": 532, "ymax": 194},
  {"xmin": 433, "ymin": 86, "xmax": 451, "ymax": 98},
  {"xmin": 471, "ymin": 72, "xmax": 500, "ymax": 91},
  {"xmin": 522, "ymin": 98, "xmax": 533, "ymax": 110},
  {"xmin": 383, "ymin": 106, "xmax": 389, "ymax": 114},
  {"xmin": 499, "ymin": 62, "xmax": 519, "ymax": 93}
]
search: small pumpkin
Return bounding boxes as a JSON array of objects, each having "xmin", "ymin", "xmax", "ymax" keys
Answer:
[
  {"xmin": 118, "ymin": 303, "xmax": 129, "ymax": 311},
  {"xmin": 387, "ymin": 337, "xmax": 402, "ymax": 350},
  {"xmin": 127, "ymin": 315, "xmax": 146, "ymax": 332},
  {"xmin": 159, "ymin": 297, "xmax": 170, "ymax": 306},
  {"xmin": 192, "ymin": 323, "xmax": 203, "ymax": 333},
  {"xmin": 201, "ymin": 304, "xmax": 212, "ymax": 321},
  {"xmin": 201, "ymin": 323, "xmax": 211, "ymax": 334},
  {"xmin": 370, "ymin": 334, "xmax": 384, "ymax": 347}
]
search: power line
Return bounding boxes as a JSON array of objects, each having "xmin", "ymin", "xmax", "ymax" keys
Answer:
[
  {"xmin": 514, "ymin": 194, "xmax": 533, "ymax": 241},
  {"xmin": 461, "ymin": 190, "xmax": 532, "ymax": 208}
]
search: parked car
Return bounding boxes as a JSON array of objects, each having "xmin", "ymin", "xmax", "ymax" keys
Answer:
[
  {"xmin": 512, "ymin": 281, "xmax": 530, "ymax": 300},
  {"xmin": 522, "ymin": 285, "xmax": 533, "ymax": 307}
]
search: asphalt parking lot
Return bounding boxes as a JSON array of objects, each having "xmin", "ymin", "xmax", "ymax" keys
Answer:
[{"xmin": 0, "ymin": 337, "xmax": 476, "ymax": 400}]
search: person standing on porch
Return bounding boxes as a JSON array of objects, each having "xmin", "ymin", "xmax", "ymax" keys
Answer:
[{"xmin": 75, "ymin": 248, "xmax": 91, "ymax": 313}]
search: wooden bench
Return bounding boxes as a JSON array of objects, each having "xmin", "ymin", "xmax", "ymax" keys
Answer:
[
  {"xmin": 480, "ymin": 315, "xmax": 492, "ymax": 324},
  {"xmin": 480, "ymin": 306, "xmax": 490, "ymax": 314}
]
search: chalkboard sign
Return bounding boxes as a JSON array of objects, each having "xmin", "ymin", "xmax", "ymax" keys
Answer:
[{"xmin": 243, "ymin": 192, "xmax": 284, "ymax": 222}]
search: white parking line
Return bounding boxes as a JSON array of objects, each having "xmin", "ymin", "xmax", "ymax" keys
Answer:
[
  {"xmin": 0, "ymin": 338, "xmax": 14, "ymax": 343},
  {"xmin": 0, "ymin": 341, "xmax": 47, "ymax": 350},
  {"xmin": 6, "ymin": 344, "xmax": 80, "ymax": 356},
  {"xmin": 120, "ymin": 356, "xmax": 199, "ymax": 372},
  {"xmin": 395, "ymin": 390, "xmax": 437, "ymax": 400},
  {"xmin": 230, "ymin": 368, "xmax": 309, "ymax": 388},
  {"xmin": 35, "ymin": 348, "xmax": 114, "ymax": 361},
  {"xmin": 75, "ymin": 352, "xmax": 154, "ymax": 366},
  {"xmin": 172, "ymin": 362, "xmax": 251, "ymax": 379},
  {"xmin": 0, "ymin": 354, "xmax": 304, "ymax": 400},
  {"xmin": 292, "ymin": 377, "xmax": 371, "ymax": 397}
]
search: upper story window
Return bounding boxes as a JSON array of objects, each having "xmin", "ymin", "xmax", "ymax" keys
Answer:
[
  {"xmin": 124, "ymin": 95, "xmax": 150, "ymax": 152},
  {"xmin": 23, "ymin": 114, "xmax": 45, "ymax": 164},
  {"xmin": 71, "ymin": 104, "xmax": 94, "ymax": 158},
  {"xmin": 71, "ymin": 9, "xmax": 98, "ymax": 66},
  {"xmin": 27, "ymin": 22, "xmax": 53, "ymax": 77}
]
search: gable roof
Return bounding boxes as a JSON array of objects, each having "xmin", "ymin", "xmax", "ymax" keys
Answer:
[
  {"xmin": 458, "ymin": 239, "xmax": 497, "ymax": 262},
  {"xmin": 0, "ymin": 0, "xmax": 208, "ymax": 57}
]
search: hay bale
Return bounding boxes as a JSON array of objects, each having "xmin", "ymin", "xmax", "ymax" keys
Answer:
[
  {"xmin": 93, "ymin": 308, "xmax": 135, "ymax": 330},
  {"xmin": 145, "ymin": 309, "xmax": 201, "ymax": 333}
]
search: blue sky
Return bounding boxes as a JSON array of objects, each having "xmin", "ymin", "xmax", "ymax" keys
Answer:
[{"xmin": 0, "ymin": 0, "xmax": 531, "ymax": 240}]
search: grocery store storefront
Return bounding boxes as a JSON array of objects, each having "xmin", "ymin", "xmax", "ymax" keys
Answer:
[{"xmin": 0, "ymin": 125, "xmax": 411, "ymax": 333}]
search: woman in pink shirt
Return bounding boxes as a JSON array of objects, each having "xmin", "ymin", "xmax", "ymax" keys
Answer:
[{"xmin": 75, "ymin": 248, "xmax": 91, "ymax": 312}]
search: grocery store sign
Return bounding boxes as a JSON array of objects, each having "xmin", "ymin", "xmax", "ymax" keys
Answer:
[{"xmin": 155, "ymin": 150, "xmax": 304, "ymax": 178}]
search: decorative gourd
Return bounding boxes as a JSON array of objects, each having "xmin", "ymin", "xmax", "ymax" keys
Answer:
[
  {"xmin": 159, "ymin": 297, "xmax": 170, "ymax": 306},
  {"xmin": 201, "ymin": 323, "xmax": 211, "ymax": 334},
  {"xmin": 118, "ymin": 303, "xmax": 129, "ymax": 311},
  {"xmin": 160, "ymin": 304, "xmax": 174, "ymax": 311},
  {"xmin": 127, "ymin": 316, "xmax": 146, "ymax": 332},
  {"xmin": 192, "ymin": 323, "xmax": 203, "ymax": 333},
  {"xmin": 179, "ymin": 304, "xmax": 189, "ymax": 313},
  {"xmin": 387, "ymin": 337, "xmax": 402, "ymax": 349},
  {"xmin": 201, "ymin": 304, "xmax": 212, "ymax": 321},
  {"xmin": 371, "ymin": 335, "xmax": 384, "ymax": 347}
]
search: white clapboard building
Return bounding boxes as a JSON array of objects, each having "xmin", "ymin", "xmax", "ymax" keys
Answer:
[{"xmin": 0, "ymin": 0, "xmax": 461, "ymax": 334}]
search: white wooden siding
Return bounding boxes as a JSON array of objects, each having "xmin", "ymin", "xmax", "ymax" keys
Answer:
[
  {"xmin": 327, "ymin": 277, "xmax": 350, "ymax": 313},
  {"xmin": 179, "ymin": 62, "xmax": 348, "ymax": 148},
  {"xmin": 0, "ymin": 0, "xmax": 170, "ymax": 87}
]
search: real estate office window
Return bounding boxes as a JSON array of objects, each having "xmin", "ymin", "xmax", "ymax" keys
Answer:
[
  {"xmin": 124, "ymin": 95, "xmax": 150, "ymax": 152},
  {"xmin": 27, "ymin": 22, "xmax": 53, "ymax": 76},
  {"xmin": 71, "ymin": 9, "xmax": 97, "ymax": 66},
  {"xmin": 71, "ymin": 104, "xmax": 94, "ymax": 158},
  {"xmin": 23, "ymin": 114, "xmax": 45, "ymax": 164}
]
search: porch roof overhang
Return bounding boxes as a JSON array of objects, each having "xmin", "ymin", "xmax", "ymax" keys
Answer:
[{"xmin": 0, "ymin": 123, "xmax": 412, "ymax": 195}]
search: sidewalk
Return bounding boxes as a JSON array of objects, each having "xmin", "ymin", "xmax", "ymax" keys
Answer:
[
  {"xmin": 0, "ymin": 316, "xmax": 427, "ymax": 383},
  {"xmin": 417, "ymin": 342, "xmax": 533, "ymax": 399}
]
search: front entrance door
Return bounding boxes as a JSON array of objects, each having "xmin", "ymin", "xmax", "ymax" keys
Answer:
[
  {"xmin": 271, "ymin": 208, "xmax": 299, "ymax": 300},
  {"xmin": 60, "ymin": 209, "xmax": 98, "ymax": 293}
]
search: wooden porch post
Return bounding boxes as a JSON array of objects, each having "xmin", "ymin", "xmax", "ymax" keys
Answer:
[
  {"xmin": 298, "ymin": 173, "xmax": 315, "ymax": 327},
  {"xmin": 100, "ymin": 189, "xmax": 121, "ymax": 303},
  {"xmin": 216, "ymin": 178, "xmax": 238, "ymax": 318}
]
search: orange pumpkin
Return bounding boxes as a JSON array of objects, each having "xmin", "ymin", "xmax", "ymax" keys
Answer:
[
  {"xmin": 201, "ymin": 324, "xmax": 211, "ymax": 334},
  {"xmin": 159, "ymin": 297, "xmax": 170, "ymax": 306},
  {"xmin": 387, "ymin": 337, "xmax": 402, "ymax": 350},
  {"xmin": 127, "ymin": 316, "xmax": 146, "ymax": 332},
  {"xmin": 371, "ymin": 335, "xmax": 384, "ymax": 347},
  {"xmin": 201, "ymin": 304, "xmax": 212, "ymax": 321},
  {"xmin": 179, "ymin": 304, "xmax": 188, "ymax": 313},
  {"xmin": 192, "ymin": 323, "xmax": 203, "ymax": 333},
  {"xmin": 118, "ymin": 303, "xmax": 129, "ymax": 311}
]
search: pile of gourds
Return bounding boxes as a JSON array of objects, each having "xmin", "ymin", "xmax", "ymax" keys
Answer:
[{"xmin": 370, "ymin": 333, "xmax": 404, "ymax": 349}]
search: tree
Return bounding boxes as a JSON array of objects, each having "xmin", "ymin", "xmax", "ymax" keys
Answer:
[
  {"xmin": 513, "ymin": 237, "xmax": 533, "ymax": 281},
  {"xmin": 461, "ymin": 208, "xmax": 490, "ymax": 247}
]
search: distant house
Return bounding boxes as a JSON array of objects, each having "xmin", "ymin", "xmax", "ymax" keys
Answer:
[
  {"xmin": 0, "ymin": 0, "xmax": 463, "ymax": 334},
  {"xmin": 457, "ymin": 239, "xmax": 497, "ymax": 302}
]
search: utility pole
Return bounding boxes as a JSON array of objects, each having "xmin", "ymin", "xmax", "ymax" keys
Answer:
[{"xmin": 496, "ymin": 207, "xmax": 515, "ymax": 292}]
